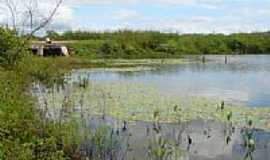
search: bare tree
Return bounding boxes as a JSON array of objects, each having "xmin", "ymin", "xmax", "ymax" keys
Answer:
[
  {"xmin": 1, "ymin": 0, "xmax": 18, "ymax": 30},
  {"xmin": 0, "ymin": 0, "xmax": 64, "ymax": 62},
  {"xmin": 29, "ymin": 0, "xmax": 63, "ymax": 38},
  {"xmin": 22, "ymin": 0, "xmax": 38, "ymax": 32},
  {"xmin": 0, "ymin": 0, "xmax": 64, "ymax": 37}
]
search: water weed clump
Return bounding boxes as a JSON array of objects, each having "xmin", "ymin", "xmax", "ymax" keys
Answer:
[
  {"xmin": 148, "ymin": 134, "xmax": 173, "ymax": 160},
  {"xmin": 148, "ymin": 112, "xmax": 185, "ymax": 160}
]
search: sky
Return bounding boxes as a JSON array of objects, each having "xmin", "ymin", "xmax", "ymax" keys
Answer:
[{"xmin": 1, "ymin": 0, "xmax": 270, "ymax": 34}]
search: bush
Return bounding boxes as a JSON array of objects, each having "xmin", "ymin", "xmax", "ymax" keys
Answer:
[{"xmin": 0, "ymin": 28, "xmax": 27, "ymax": 68}]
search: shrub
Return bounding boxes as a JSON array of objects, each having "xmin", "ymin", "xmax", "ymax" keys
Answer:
[{"xmin": 0, "ymin": 28, "xmax": 27, "ymax": 68}]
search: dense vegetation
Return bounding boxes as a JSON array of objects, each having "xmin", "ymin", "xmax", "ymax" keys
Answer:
[
  {"xmin": 0, "ymin": 28, "xmax": 27, "ymax": 67},
  {"xmin": 0, "ymin": 28, "xmax": 120, "ymax": 160},
  {"xmin": 45, "ymin": 30, "xmax": 270, "ymax": 58},
  {"xmin": 1, "ymin": 28, "xmax": 173, "ymax": 160},
  {"xmin": 0, "ymin": 28, "xmax": 69, "ymax": 159}
]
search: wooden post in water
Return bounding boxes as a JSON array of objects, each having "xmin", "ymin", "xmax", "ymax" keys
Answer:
[
  {"xmin": 202, "ymin": 56, "xmax": 206, "ymax": 63},
  {"xmin": 225, "ymin": 55, "xmax": 228, "ymax": 64}
]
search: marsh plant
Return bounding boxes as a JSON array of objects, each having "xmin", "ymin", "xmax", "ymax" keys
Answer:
[
  {"xmin": 34, "ymin": 77, "xmax": 127, "ymax": 160},
  {"xmin": 89, "ymin": 126, "xmax": 121, "ymax": 160},
  {"xmin": 147, "ymin": 110, "xmax": 185, "ymax": 160},
  {"xmin": 148, "ymin": 130, "xmax": 186, "ymax": 160},
  {"xmin": 148, "ymin": 133, "xmax": 172, "ymax": 160},
  {"xmin": 242, "ymin": 119, "xmax": 256, "ymax": 160}
]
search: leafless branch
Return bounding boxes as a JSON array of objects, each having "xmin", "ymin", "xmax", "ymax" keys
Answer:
[
  {"xmin": 0, "ymin": 0, "xmax": 64, "ymax": 57},
  {"xmin": 0, "ymin": 0, "xmax": 64, "ymax": 37},
  {"xmin": 3, "ymin": 0, "xmax": 17, "ymax": 30},
  {"xmin": 28, "ymin": 0, "xmax": 63, "ymax": 38}
]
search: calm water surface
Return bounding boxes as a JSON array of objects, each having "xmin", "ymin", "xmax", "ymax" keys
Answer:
[
  {"xmin": 70, "ymin": 55, "xmax": 270, "ymax": 107},
  {"xmin": 35, "ymin": 55, "xmax": 270, "ymax": 160}
]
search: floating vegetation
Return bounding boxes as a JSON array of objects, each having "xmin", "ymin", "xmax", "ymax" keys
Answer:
[
  {"xmin": 72, "ymin": 66, "xmax": 155, "ymax": 73},
  {"xmin": 90, "ymin": 59, "xmax": 188, "ymax": 66},
  {"xmin": 36, "ymin": 81, "xmax": 270, "ymax": 131}
]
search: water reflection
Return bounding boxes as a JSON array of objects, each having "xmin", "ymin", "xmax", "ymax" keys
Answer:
[{"xmin": 69, "ymin": 55, "xmax": 270, "ymax": 107}]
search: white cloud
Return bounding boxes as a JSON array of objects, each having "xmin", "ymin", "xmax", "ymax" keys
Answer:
[
  {"xmin": 151, "ymin": 0, "xmax": 224, "ymax": 9},
  {"xmin": 65, "ymin": 0, "xmax": 224, "ymax": 8},
  {"xmin": 1, "ymin": 0, "xmax": 270, "ymax": 34},
  {"xmin": 112, "ymin": 9, "xmax": 141, "ymax": 21},
  {"xmin": 60, "ymin": 0, "xmax": 270, "ymax": 33},
  {"xmin": 129, "ymin": 16, "xmax": 216, "ymax": 33}
]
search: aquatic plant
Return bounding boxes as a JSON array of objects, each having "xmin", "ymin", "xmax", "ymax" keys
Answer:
[
  {"xmin": 39, "ymin": 81, "xmax": 270, "ymax": 131},
  {"xmin": 148, "ymin": 131, "xmax": 185, "ymax": 160},
  {"xmin": 243, "ymin": 130, "xmax": 255, "ymax": 160},
  {"xmin": 89, "ymin": 126, "xmax": 121, "ymax": 160},
  {"xmin": 148, "ymin": 134, "xmax": 173, "ymax": 160}
]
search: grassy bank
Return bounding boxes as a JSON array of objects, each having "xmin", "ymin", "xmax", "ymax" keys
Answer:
[
  {"xmin": 0, "ymin": 28, "xmax": 112, "ymax": 159},
  {"xmin": 0, "ymin": 56, "xmax": 67, "ymax": 159},
  {"xmin": 43, "ymin": 30, "xmax": 270, "ymax": 59}
]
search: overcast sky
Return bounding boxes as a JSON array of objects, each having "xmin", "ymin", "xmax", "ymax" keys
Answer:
[{"xmin": 1, "ymin": 0, "xmax": 270, "ymax": 34}]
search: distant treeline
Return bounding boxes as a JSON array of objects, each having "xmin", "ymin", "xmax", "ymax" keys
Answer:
[{"xmin": 44, "ymin": 30, "xmax": 270, "ymax": 58}]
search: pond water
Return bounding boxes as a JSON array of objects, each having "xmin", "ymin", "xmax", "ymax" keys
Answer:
[
  {"xmin": 87, "ymin": 116, "xmax": 270, "ymax": 160},
  {"xmin": 34, "ymin": 55, "xmax": 270, "ymax": 160},
  {"xmin": 69, "ymin": 55, "xmax": 270, "ymax": 107}
]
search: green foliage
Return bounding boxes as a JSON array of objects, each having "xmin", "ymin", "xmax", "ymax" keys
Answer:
[
  {"xmin": 99, "ymin": 41, "xmax": 118, "ymax": 57},
  {"xmin": 0, "ymin": 30, "xmax": 121, "ymax": 158},
  {"xmin": 46, "ymin": 30, "xmax": 61, "ymax": 40},
  {"xmin": 17, "ymin": 55, "xmax": 65, "ymax": 86},
  {"xmin": 67, "ymin": 40, "xmax": 103, "ymax": 59},
  {"xmin": 0, "ymin": 29, "xmax": 81, "ymax": 159},
  {"xmin": 45, "ymin": 30, "xmax": 270, "ymax": 59},
  {"xmin": 0, "ymin": 68, "xmax": 66, "ymax": 160},
  {"xmin": 0, "ymin": 28, "xmax": 27, "ymax": 68}
]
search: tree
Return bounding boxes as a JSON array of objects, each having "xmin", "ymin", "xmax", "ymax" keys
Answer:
[
  {"xmin": 0, "ymin": 0, "xmax": 64, "ymax": 67},
  {"xmin": 0, "ymin": 0, "xmax": 63, "ymax": 37},
  {"xmin": 46, "ymin": 30, "xmax": 60, "ymax": 40}
]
